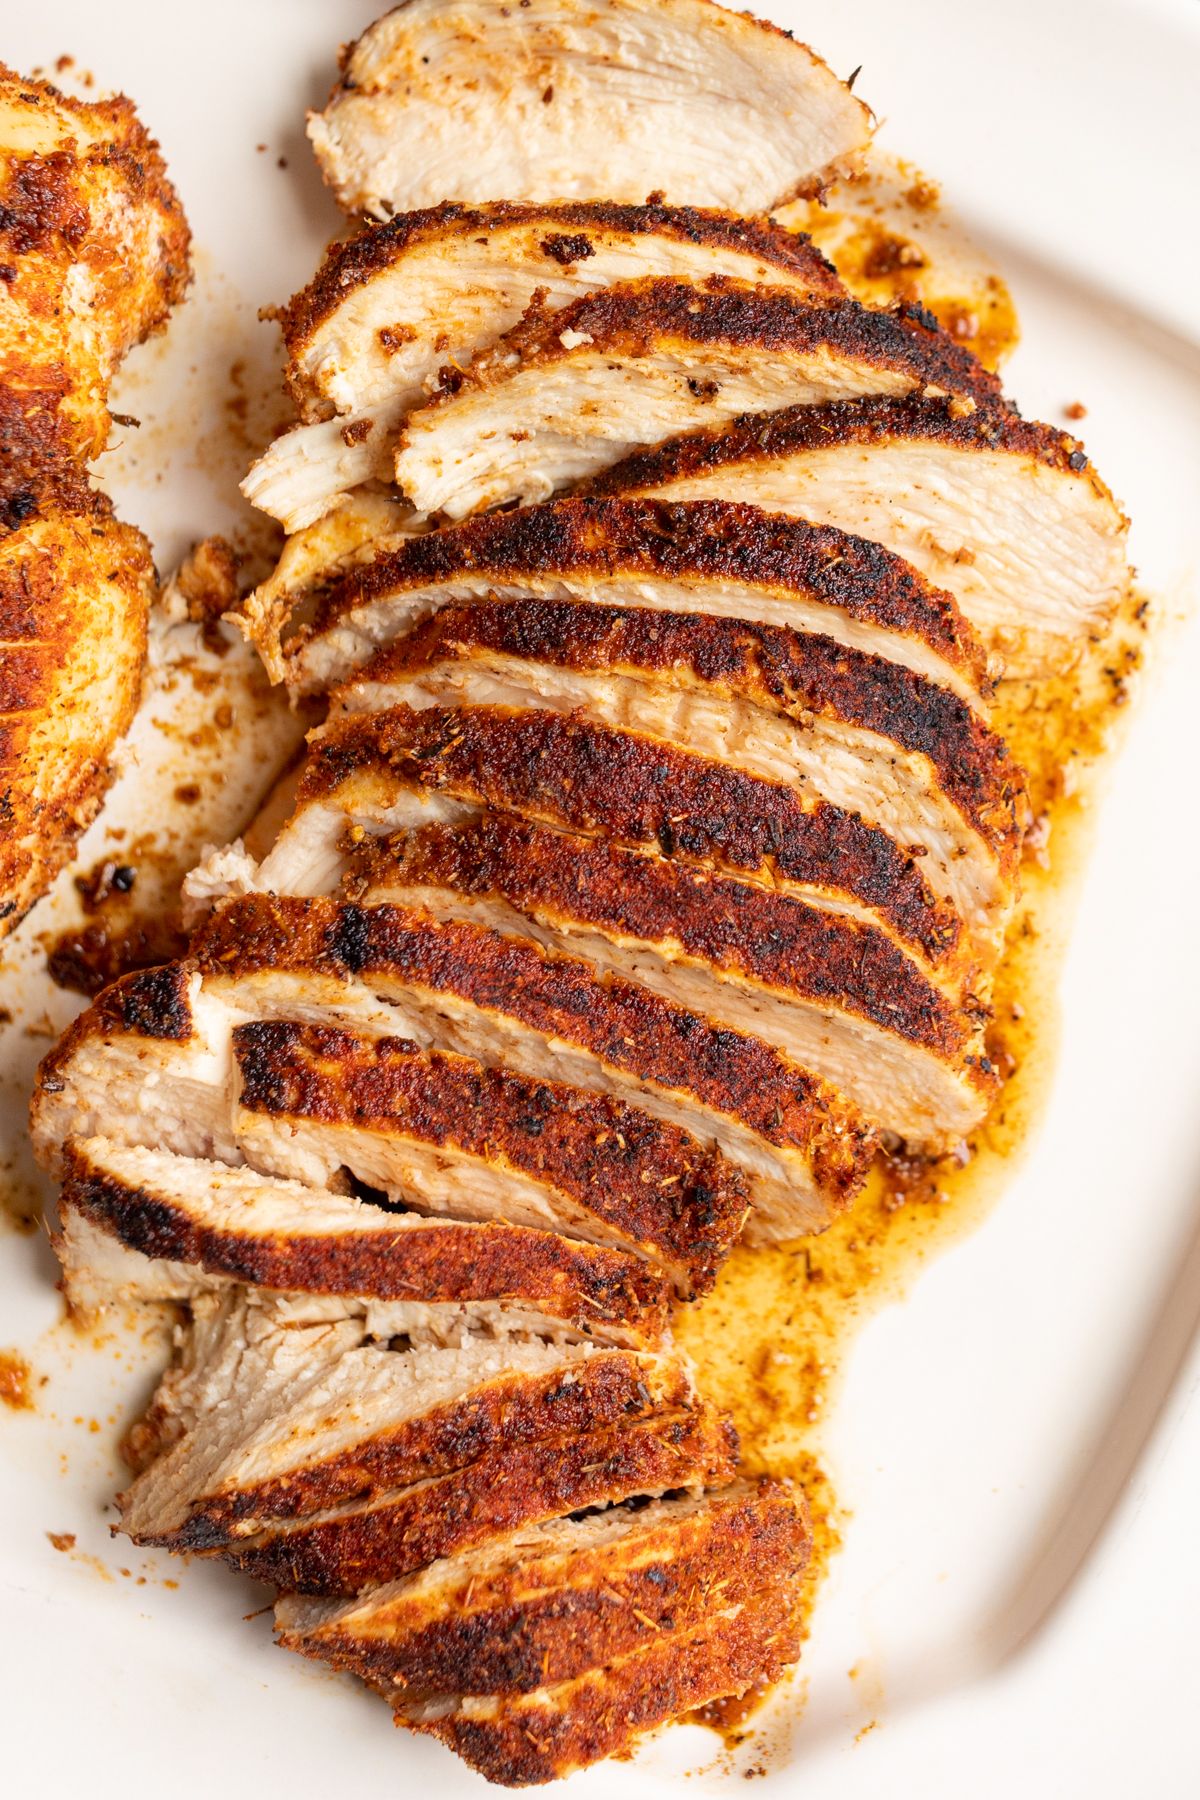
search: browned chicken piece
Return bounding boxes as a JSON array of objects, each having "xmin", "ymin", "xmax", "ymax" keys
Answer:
[
  {"xmin": 590, "ymin": 395, "xmax": 1130, "ymax": 678},
  {"xmin": 187, "ymin": 895, "xmax": 878, "ymax": 1238},
  {"xmin": 208, "ymin": 703, "xmax": 966, "ymax": 983},
  {"xmin": 328, "ymin": 601, "xmax": 1026, "ymax": 965},
  {"xmin": 0, "ymin": 63, "xmax": 189, "ymax": 469},
  {"xmin": 308, "ymin": 0, "xmax": 871, "ymax": 221},
  {"xmin": 398, "ymin": 1582, "xmax": 803, "ymax": 1784},
  {"xmin": 54, "ymin": 1135, "xmax": 673, "ymax": 1348},
  {"xmin": 232, "ymin": 1021, "xmax": 746, "ymax": 1298},
  {"xmin": 116, "ymin": 1296, "xmax": 708, "ymax": 1562},
  {"xmin": 356, "ymin": 815, "xmax": 994, "ymax": 1148},
  {"xmin": 246, "ymin": 204, "xmax": 844, "ymax": 532},
  {"xmin": 1, "ymin": 468, "xmax": 154, "ymax": 937},
  {"xmin": 275, "ymin": 1480, "xmax": 807, "ymax": 1695},
  {"xmin": 252, "ymin": 495, "xmax": 987, "ymax": 700},
  {"xmin": 390, "ymin": 279, "xmax": 1003, "ymax": 521},
  {"xmin": 222, "ymin": 1403, "xmax": 737, "ymax": 1594},
  {"xmin": 32, "ymin": 973, "xmax": 748, "ymax": 1296}
]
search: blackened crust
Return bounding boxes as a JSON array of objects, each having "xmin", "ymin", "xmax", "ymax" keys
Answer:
[
  {"xmin": 426, "ymin": 278, "xmax": 1002, "ymax": 407},
  {"xmin": 192, "ymin": 896, "xmax": 877, "ymax": 1201},
  {"xmin": 221, "ymin": 1407, "xmax": 738, "ymax": 1594},
  {"xmin": 308, "ymin": 495, "xmax": 984, "ymax": 690},
  {"xmin": 305, "ymin": 705, "xmax": 962, "ymax": 968},
  {"xmin": 233, "ymin": 1018, "xmax": 746, "ymax": 1294},
  {"xmin": 359, "ymin": 599, "xmax": 1026, "ymax": 859},
  {"xmin": 60, "ymin": 1138, "xmax": 672, "ymax": 1330},
  {"xmin": 275, "ymin": 202, "xmax": 844, "ymax": 363},
  {"xmin": 363, "ymin": 816, "xmax": 970, "ymax": 1059}
]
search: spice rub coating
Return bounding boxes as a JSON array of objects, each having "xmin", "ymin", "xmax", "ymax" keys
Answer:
[
  {"xmin": 235, "ymin": 1019, "xmax": 747, "ymax": 1296},
  {"xmin": 303, "ymin": 704, "xmax": 962, "ymax": 969}
]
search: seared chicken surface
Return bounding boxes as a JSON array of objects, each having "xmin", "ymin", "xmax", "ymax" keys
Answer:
[
  {"xmin": 308, "ymin": 0, "xmax": 870, "ymax": 220},
  {"xmin": 391, "ymin": 277, "xmax": 1002, "ymax": 520},
  {"xmin": 247, "ymin": 202, "xmax": 844, "ymax": 531}
]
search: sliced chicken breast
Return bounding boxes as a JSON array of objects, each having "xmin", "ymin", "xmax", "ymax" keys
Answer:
[
  {"xmin": 356, "ymin": 816, "xmax": 993, "ymax": 1145},
  {"xmin": 32, "ymin": 970, "xmax": 747, "ymax": 1294},
  {"xmin": 54, "ymin": 1136, "xmax": 671, "ymax": 1346},
  {"xmin": 246, "ymin": 206, "xmax": 844, "ymax": 532},
  {"xmin": 308, "ymin": 0, "xmax": 871, "ymax": 220},
  {"xmin": 391, "ymin": 279, "xmax": 1002, "ymax": 520},
  {"xmin": 233, "ymin": 1020, "xmax": 746, "ymax": 1298},
  {"xmin": 333, "ymin": 602, "xmax": 1026, "ymax": 957},
  {"xmin": 267, "ymin": 495, "xmax": 987, "ymax": 702},
  {"xmin": 119, "ymin": 1290, "xmax": 689, "ymax": 1549},
  {"xmin": 222, "ymin": 704, "xmax": 966, "ymax": 982},
  {"xmin": 591, "ymin": 394, "xmax": 1130, "ymax": 676},
  {"xmin": 276, "ymin": 1479, "xmax": 806, "ymax": 1695},
  {"xmin": 397, "ymin": 1582, "xmax": 802, "ymax": 1785},
  {"xmin": 222, "ymin": 1404, "xmax": 738, "ymax": 1595},
  {"xmin": 189, "ymin": 894, "xmax": 878, "ymax": 1238}
]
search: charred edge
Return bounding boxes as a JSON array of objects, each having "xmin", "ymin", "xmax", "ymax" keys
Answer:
[
  {"xmin": 193, "ymin": 897, "xmax": 879, "ymax": 1196},
  {"xmin": 309, "ymin": 494, "xmax": 983, "ymax": 685},
  {"xmin": 220, "ymin": 1410, "xmax": 739, "ymax": 1594},
  {"xmin": 59, "ymin": 1147, "xmax": 672, "ymax": 1323},
  {"xmin": 275, "ymin": 202, "xmax": 843, "ymax": 355},
  {"xmin": 232, "ymin": 1018, "xmax": 747, "ymax": 1290},
  {"xmin": 180, "ymin": 1354, "xmax": 695, "ymax": 1538},
  {"xmin": 365, "ymin": 815, "xmax": 969, "ymax": 1056},
  {"xmin": 357, "ymin": 599, "xmax": 1026, "ymax": 854},
  {"xmin": 283, "ymin": 1486, "xmax": 809, "ymax": 1695},
  {"xmin": 308, "ymin": 705, "xmax": 962, "ymax": 966}
]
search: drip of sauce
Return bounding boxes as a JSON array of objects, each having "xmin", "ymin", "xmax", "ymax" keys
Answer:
[
  {"xmin": 681, "ymin": 592, "xmax": 1148, "ymax": 1749},
  {"xmin": 0, "ymin": 1349, "xmax": 34, "ymax": 1410}
]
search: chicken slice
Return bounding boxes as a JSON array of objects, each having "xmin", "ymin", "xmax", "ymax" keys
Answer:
[
  {"xmin": 221, "ymin": 1404, "xmax": 738, "ymax": 1595},
  {"xmin": 356, "ymin": 817, "xmax": 993, "ymax": 1147},
  {"xmin": 332, "ymin": 601, "xmax": 1025, "ymax": 959},
  {"xmin": 119, "ymin": 1290, "xmax": 690, "ymax": 1550},
  {"xmin": 275, "ymin": 1479, "xmax": 806, "ymax": 1695},
  {"xmin": 1, "ymin": 473, "xmax": 155, "ymax": 936},
  {"xmin": 208, "ymin": 703, "xmax": 965, "ymax": 982},
  {"xmin": 391, "ymin": 279, "xmax": 1001, "ymax": 520},
  {"xmin": 246, "ymin": 205, "xmax": 843, "ymax": 532},
  {"xmin": 591, "ymin": 394, "xmax": 1130, "ymax": 677},
  {"xmin": 232, "ymin": 1020, "xmax": 746, "ymax": 1298},
  {"xmin": 398, "ymin": 1582, "xmax": 802, "ymax": 1785},
  {"xmin": 32, "ymin": 973, "xmax": 748, "ymax": 1296},
  {"xmin": 0, "ymin": 62, "xmax": 190, "ymax": 465},
  {"xmin": 261, "ymin": 495, "xmax": 986, "ymax": 701},
  {"xmin": 54, "ymin": 1136, "xmax": 671, "ymax": 1347},
  {"xmin": 308, "ymin": 0, "xmax": 871, "ymax": 221},
  {"xmin": 188, "ymin": 893, "xmax": 878, "ymax": 1238}
]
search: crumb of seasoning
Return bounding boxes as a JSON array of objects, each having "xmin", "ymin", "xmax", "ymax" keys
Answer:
[
  {"xmin": 47, "ymin": 1531, "xmax": 76, "ymax": 1552},
  {"xmin": 854, "ymin": 1720, "xmax": 879, "ymax": 1745},
  {"xmin": 256, "ymin": 142, "xmax": 267, "ymax": 153},
  {"xmin": 277, "ymin": 156, "xmax": 288, "ymax": 169},
  {"xmin": 1064, "ymin": 401, "xmax": 1087, "ymax": 421},
  {"xmin": 0, "ymin": 1350, "xmax": 34, "ymax": 1410}
]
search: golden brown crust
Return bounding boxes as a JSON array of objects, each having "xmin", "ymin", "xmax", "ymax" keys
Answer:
[
  {"xmin": 306, "ymin": 706, "xmax": 963, "ymax": 969},
  {"xmin": 302, "ymin": 495, "xmax": 985, "ymax": 691},
  {"xmin": 0, "ymin": 479, "xmax": 153, "ymax": 936},
  {"xmin": 60, "ymin": 1134, "xmax": 672, "ymax": 1336},
  {"xmin": 148, "ymin": 1353, "xmax": 695, "ymax": 1554},
  {"xmin": 363, "ymin": 599, "xmax": 1025, "ymax": 862},
  {"xmin": 420, "ymin": 276, "xmax": 1001, "ymax": 410},
  {"xmin": 281, "ymin": 1480, "xmax": 807, "ymax": 1696},
  {"xmin": 359, "ymin": 816, "xmax": 972, "ymax": 1061},
  {"xmin": 275, "ymin": 201, "xmax": 843, "ymax": 386},
  {"xmin": 411, "ymin": 1581, "xmax": 802, "ymax": 1784},
  {"xmin": 192, "ymin": 895, "xmax": 878, "ymax": 1206},
  {"xmin": 234, "ymin": 1019, "xmax": 747, "ymax": 1296},
  {"xmin": 589, "ymin": 390, "xmax": 1117, "ymax": 503},
  {"xmin": 221, "ymin": 1405, "xmax": 738, "ymax": 1594}
]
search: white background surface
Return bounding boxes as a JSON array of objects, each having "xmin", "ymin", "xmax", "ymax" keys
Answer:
[{"xmin": 1, "ymin": 3, "xmax": 1199, "ymax": 1794}]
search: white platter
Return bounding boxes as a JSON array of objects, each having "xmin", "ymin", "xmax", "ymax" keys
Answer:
[{"xmin": 2, "ymin": 2, "xmax": 1199, "ymax": 1793}]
